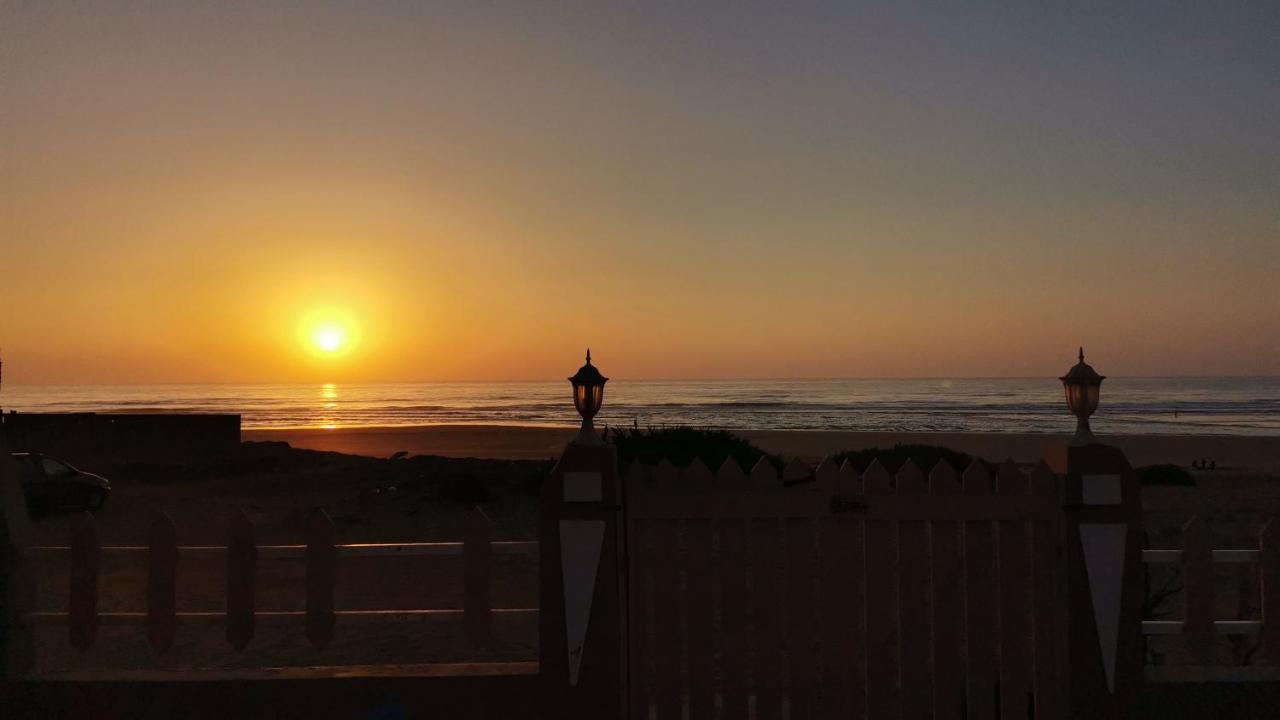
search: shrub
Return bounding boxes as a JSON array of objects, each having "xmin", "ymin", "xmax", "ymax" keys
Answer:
[
  {"xmin": 1137, "ymin": 464, "xmax": 1195, "ymax": 487},
  {"xmin": 439, "ymin": 474, "xmax": 492, "ymax": 504},
  {"xmin": 604, "ymin": 426, "xmax": 781, "ymax": 473}
]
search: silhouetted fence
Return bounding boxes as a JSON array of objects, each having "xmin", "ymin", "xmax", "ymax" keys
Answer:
[
  {"xmin": 31, "ymin": 507, "xmax": 537, "ymax": 653},
  {"xmin": 625, "ymin": 456, "xmax": 1065, "ymax": 719},
  {"xmin": 1141, "ymin": 518, "xmax": 1279, "ymax": 681},
  {"xmin": 7, "ymin": 440, "xmax": 1280, "ymax": 718}
]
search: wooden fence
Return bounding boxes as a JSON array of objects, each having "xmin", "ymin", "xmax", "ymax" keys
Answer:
[
  {"xmin": 625, "ymin": 456, "xmax": 1066, "ymax": 720},
  {"xmin": 29, "ymin": 506, "xmax": 538, "ymax": 654},
  {"xmin": 1141, "ymin": 517, "xmax": 1279, "ymax": 682},
  {"xmin": 7, "ymin": 438, "xmax": 1280, "ymax": 718}
]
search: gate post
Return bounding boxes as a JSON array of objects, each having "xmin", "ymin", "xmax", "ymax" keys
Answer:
[
  {"xmin": 539, "ymin": 439, "xmax": 626, "ymax": 719},
  {"xmin": 0, "ymin": 432, "xmax": 35, "ymax": 678},
  {"xmin": 1046, "ymin": 443, "xmax": 1144, "ymax": 719}
]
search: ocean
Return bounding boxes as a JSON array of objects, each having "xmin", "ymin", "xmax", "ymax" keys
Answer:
[{"xmin": 2, "ymin": 377, "xmax": 1277, "ymax": 435}]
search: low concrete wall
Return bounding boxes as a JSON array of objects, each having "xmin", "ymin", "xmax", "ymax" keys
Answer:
[{"xmin": 1, "ymin": 413, "xmax": 240, "ymax": 465}]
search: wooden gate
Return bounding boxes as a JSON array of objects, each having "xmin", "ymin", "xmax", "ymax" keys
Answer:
[{"xmin": 624, "ymin": 456, "xmax": 1074, "ymax": 720}]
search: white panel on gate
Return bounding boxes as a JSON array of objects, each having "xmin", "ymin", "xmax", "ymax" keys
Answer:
[
  {"xmin": 560, "ymin": 519, "xmax": 606, "ymax": 686},
  {"xmin": 1081, "ymin": 474, "xmax": 1122, "ymax": 505},
  {"xmin": 1080, "ymin": 523, "xmax": 1127, "ymax": 693},
  {"xmin": 564, "ymin": 472, "xmax": 603, "ymax": 502}
]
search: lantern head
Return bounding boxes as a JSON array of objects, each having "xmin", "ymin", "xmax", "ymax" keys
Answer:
[
  {"xmin": 568, "ymin": 349, "xmax": 608, "ymax": 443},
  {"xmin": 1059, "ymin": 347, "xmax": 1105, "ymax": 445}
]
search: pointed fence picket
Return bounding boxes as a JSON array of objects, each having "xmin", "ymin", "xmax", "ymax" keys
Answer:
[
  {"xmin": 928, "ymin": 460, "xmax": 964, "ymax": 720},
  {"xmin": 1264, "ymin": 520, "xmax": 1280, "ymax": 664},
  {"xmin": 997, "ymin": 462, "xmax": 1033, "ymax": 720},
  {"xmin": 862, "ymin": 459, "xmax": 899, "ymax": 720},
  {"xmin": 1029, "ymin": 463, "xmax": 1062, "ymax": 718},
  {"xmin": 147, "ymin": 510, "xmax": 178, "ymax": 654},
  {"xmin": 818, "ymin": 458, "xmax": 865, "ymax": 720},
  {"xmin": 68, "ymin": 512, "xmax": 99, "ymax": 651},
  {"xmin": 963, "ymin": 461, "xmax": 999, "ymax": 720},
  {"xmin": 226, "ymin": 511, "xmax": 256, "ymax": 651},
  {"xmin": 896, "ymin": 459, "xmax": 932, "ymax": 720},
  {"xmin": 718, "ymin": 459, "xmax": 751, "ymax": 720}
]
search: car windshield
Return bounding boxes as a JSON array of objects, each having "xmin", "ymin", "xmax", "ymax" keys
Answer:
[{"xmin": 40, "ymin": 458, "xmax": 75, "ymax": 477}]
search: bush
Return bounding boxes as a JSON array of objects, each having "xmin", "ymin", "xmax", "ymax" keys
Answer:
[
  {"xmin": 829, "ymin": 444, "xmax": 986, "ymax": 475},
  {"xmin": 1137, "ymin": 464, "xmax": 1195, "ymax": 487},
  {"xmin": 439, "ymin": 474, "xmax": 492, "ymax": 504},
  {"xmin": 604, "ymin": 426, "xmax": 781, "ymax": 473}
]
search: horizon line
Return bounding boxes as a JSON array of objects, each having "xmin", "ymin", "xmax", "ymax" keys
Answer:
[{"xmin": 4, "ymin": 374, "xmax": 1278, "ymax": 388}]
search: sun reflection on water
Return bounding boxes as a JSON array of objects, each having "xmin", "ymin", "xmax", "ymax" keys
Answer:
[{"xmin": 319, "ymin": 383, "xmax": 338, "ymax": 429}]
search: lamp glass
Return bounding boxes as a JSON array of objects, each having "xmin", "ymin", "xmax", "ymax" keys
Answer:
[
  {"xmin": 573, "ymin": 383, "xmax": 604, "ymax": 419},
  {"xmin": 1064, "ymin": 382, "xmax": 1101, "ymax": 416}
]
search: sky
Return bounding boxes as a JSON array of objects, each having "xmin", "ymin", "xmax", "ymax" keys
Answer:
[{"xmin": 2, "ymin": 1, "xmax": 1278, "ymax": 383}]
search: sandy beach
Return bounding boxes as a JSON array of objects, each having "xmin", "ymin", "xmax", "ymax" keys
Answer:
[{"xmin": 244, "ymin": 424, "xmax": 1280, "ymax": 470}]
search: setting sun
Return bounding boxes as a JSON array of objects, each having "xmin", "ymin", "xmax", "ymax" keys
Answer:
[
  {"xmin": 299, "ymin": 309, "xmax": 360, "ymax": 360},
  {"xmin": 312, "ymin": 325, "xmax": 346, "ymax": 353}
]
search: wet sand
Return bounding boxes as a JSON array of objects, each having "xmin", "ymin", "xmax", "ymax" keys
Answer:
[{"xmin": 244, "ymin": 424, "xmax": 1280, "ymax": 470}]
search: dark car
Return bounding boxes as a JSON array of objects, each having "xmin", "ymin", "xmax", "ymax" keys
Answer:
[{"xmin": 11, "ymin": 452, "xmax": 111, "ymax": 512}]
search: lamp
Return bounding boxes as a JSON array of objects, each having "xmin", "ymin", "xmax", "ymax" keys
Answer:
[
  {"xmin": 1060, "ymin": 347, "xmax": 1104, "ymax": 446},
  {"xmin": 568, "ymin": 349, "xmax": 608, "ymax": 445}
]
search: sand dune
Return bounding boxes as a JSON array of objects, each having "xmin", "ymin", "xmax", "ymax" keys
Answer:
[{"xmin": 243, "ymin": 424, "xmax": 1280, "ymax": 470}]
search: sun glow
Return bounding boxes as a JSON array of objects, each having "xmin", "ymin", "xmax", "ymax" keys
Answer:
[
  {"xmin": 299, "ymin": 309, "xmax": 360, "ymax": 359},
  {"xmin": 312, "ymin": 325, "xmax": 347, "ymax": 353}
]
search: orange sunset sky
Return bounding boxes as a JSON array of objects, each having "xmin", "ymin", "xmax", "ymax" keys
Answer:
[{"xmin": 2, "ymin": 3, "xmax": 1277, "ymax": 384}]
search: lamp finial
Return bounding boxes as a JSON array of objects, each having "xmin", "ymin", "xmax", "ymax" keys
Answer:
[
  {"xmin": 1078, "ymin": 346, "xmax": 1084, "ymax": 363},
  {"xmin": 586, "ymin": 348, "xmax": 591, "ymax": 364}
]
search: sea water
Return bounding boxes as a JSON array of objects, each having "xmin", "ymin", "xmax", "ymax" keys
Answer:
[{"xmin": 3, "ymin": 377, "xmax": 1277, "ymax": 435}]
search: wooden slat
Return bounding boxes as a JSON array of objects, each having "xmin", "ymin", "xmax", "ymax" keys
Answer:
[
  {"xmin": 752, "ymin": 457, "xmax": 779, "ymax": 490},
  {"xmin": 306, "ymin": 510, "xmax": 337, "ymax": 650},
  {"xmin": 1183, "ymin": 516, "xmax": 1215, "ymax": 662},
  {"xmin": 654, "ymin": 459, "xmax": 679, "ymax": 492},
  {"xmin": 818, "ymin": 459, "xmax": 864, "ymax": 719},
  {"xmin": 928, "ymin": 461, "xmax": 965, "ymax": 720},
  {"xmin": 464, "ymin": 506, "xmax": 492, "ymax": 645},
  {"xmin": 997, "ymin": 463, "xmax": 1033, "ymax": 720},
  {"xmin": 652, "ymin": 519, "xmax": 682, "ymax": 720},
  {"xmin": 783, "ymin": 457, "xmax": 814, "ymax": 486},
  {"xmin": 685, "ymin": 519, "xmax": 716, "ymax": 719},
  {"xmin": 68, "ymin": 512, "xmax": 99, "ymax": 651},
  {"xmin": 147, "ymin": 510, "xmax": 178, "ymax": 654},
  {"xmin": 1263, "ymin": 519, "xmax": 1279, "ymax": 663},
  {"xmin": 1029, "ymin": 464, "xmax": 1061, "ymax": 720},
  {"xmin": 753, "ymin": 516, "xmax": 785, "ymax": 720},
  {"xmin": 963, "ymin": 461, "xmax": 998, "ymax": 720},
  {"xmin": 685, "ymin": 458, "xmax": 713, "ymax": 488},
  {"xmin": 720, "ymin": 517, "xmax": 751, "ymax": 720},
  {"xmin": 718, "ymin": 457, "xmax": 747, "ymax": 488},
  {"xmin": 812, "ymin": 456, "xmax": 840, "ymax": 494},
  {"xmin": 628, "ymin": 511, "xmax": 652, "ymax": 720},
  {"xmin": 896, "ymin": 459, "xmax": 933, "ymax": 720},
  {"xmin": 787, "ymin": 517, "xmax": 818, "ymax": 719},
  {"xmin": 226, "ymin": 510, "xmax": 256, "ymax": 651},
  {"xmin": 862, "ymin": 460, "xmax": 899, "ymax": 720}
]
